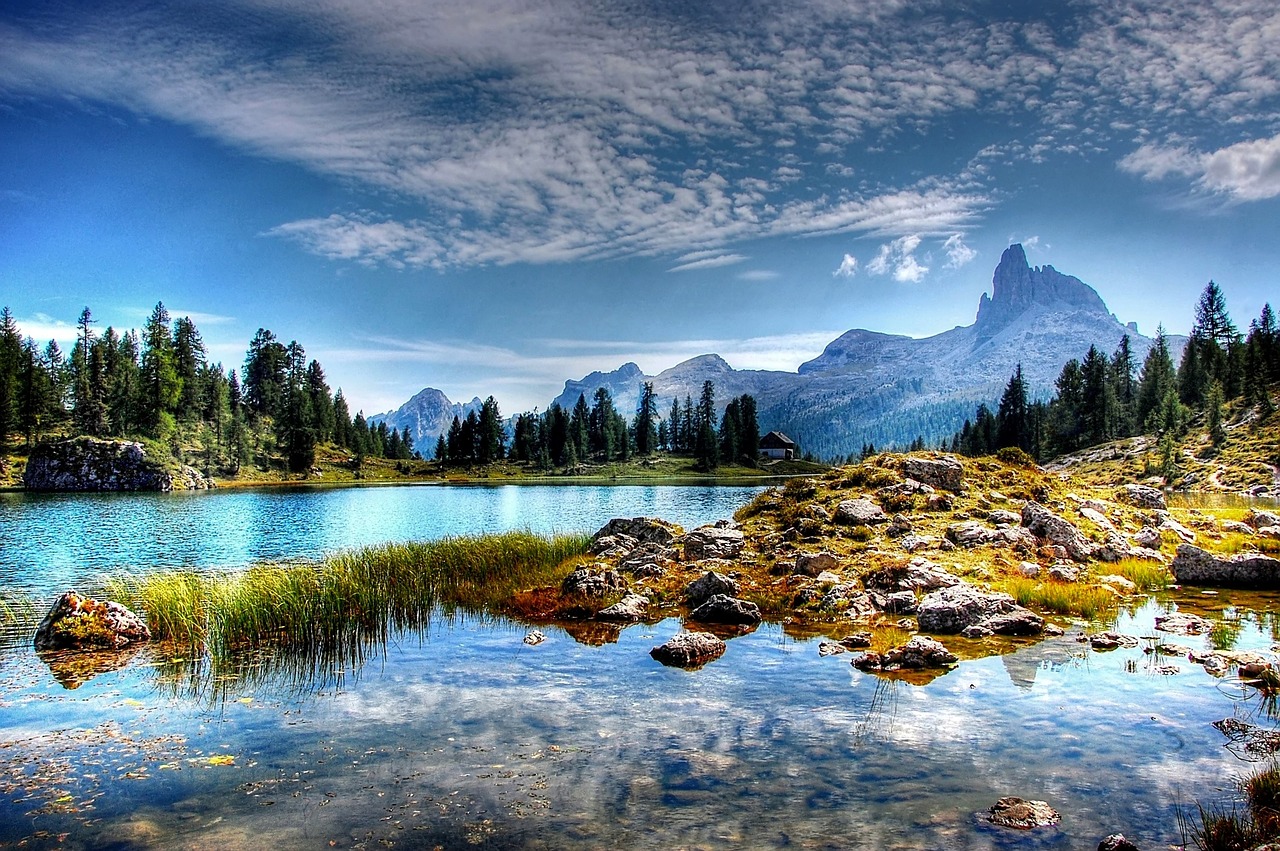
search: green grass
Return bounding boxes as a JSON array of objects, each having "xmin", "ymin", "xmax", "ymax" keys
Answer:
[
  {"xmin": 1111, "ymin": 558, "xmax": 1173, "ymax": 591},
  {"xmin": 104, "ymin": 531, "xmax": 592, "ymax": 661},
  {"xmin": 996, "ymin": 577, "xmax": 1116, "ymax": 620},
  {"xmin": 1182, "ymin": 764, "xmax": 1280, "ymax": 850}
]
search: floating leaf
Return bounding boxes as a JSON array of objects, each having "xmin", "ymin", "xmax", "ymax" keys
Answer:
[{"xmin": 207, "ymin": 755, "xmax": 235, "ymax": 766}]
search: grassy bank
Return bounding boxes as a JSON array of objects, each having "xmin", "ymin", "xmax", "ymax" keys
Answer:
[{"xmin": 104, "ymin": 532, "xmax": 592, "ymax": 660}]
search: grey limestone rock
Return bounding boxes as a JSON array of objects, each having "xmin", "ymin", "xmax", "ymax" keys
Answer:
[
  {"xmin": 834, "ymin": 497, "xmax": 888, "ymax": 526},
  {"xmin": 986, "ymin": 796, "xmax": 1061, "ymax": 830},
  {"xmin": 1022, "ymin": 502, "xmax": 1095, "ymax": 562},
  {"xmin": 1117, "ymin": 484, "xmax": 1167, "ymax": 510},
  {"xmin": 902, "ymin": 454, "xmax": 964, "ymax": 492},
  {"xmin": 917, "ymin": 583, "xmax": 1044, "ymax": 636},
  {"xmin": 23, "ymin": 437, "xmax": 180, "ymax": 492},
  {"xmin": 1171, "ymin": 544, "xmax": 1280, "ymax": 588},
  {"xmin": 689, "ymin": 594, "xmax": 761, "ymax": 626},
  {"xmin": 597, "ymin": 593, "xmax": 650, "ymax": 622},
  {"xmin": 852, "ymin": 635, "xmax": 958, "ymax": 672},
  {"xmin": 685, "ymin": 571, "xmax": 740, "ymax": 606},
  {"xmin": 592, "ymin": 517, "xmax": 680, "ymax": 548},
  {"xmin": 561, "ymin": 566, "xmax": 628, "ymax": 598},
  {"xmin": 650, "ymin": 632, "xmax": 726, "ymax": 668},
  {"xmin": 792, "ymin": 551, "xmax": 839, "ymax": 577},
  {"xmin": 681, "ymin": 526, "xmax": 746, "ymax": 561}
]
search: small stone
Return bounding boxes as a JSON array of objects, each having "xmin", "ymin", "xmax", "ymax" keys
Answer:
[
  {"xmin": 834, "ymin": 498, "xmax": 889, "ymax": 526},
  {"xmin": 1097, "ymin": 833, "xmax": 1141, "ymax": 851},
  {"xmin": 1117, "ymin": 484, "xmax": 1167, "ymax": 510},
  {"xmin": 987, "ymin": 796, "xmax": 1061, "ymax": 830},
  {"xmin": 817, "ymin": 641, "xmax": 846, "ymax": 656},
  {"xmin": 793, "ymin": 551, "xmax": 839, "ymax": 577},
  {"xmin": 523, "ymin": 630, "xmax": 546, "ymax": 646},
  {"xmin": 597, "ymin": 593, "xmax": 650, "ymax": 622},
  {"xmin": 1155, "ymin": 612, "xmax": 1214, "ymax": 635},
  {"xmin": 1018, "ymin": 561, "xmax": 1040, "ymax": 577},
  {"xmin": 689, "ymin": 594, "xmax": 762, "ymax": 626},
  {"xmin": 685, "ymin": 571, "xmax": 740, "ymax": 606},
  {"xmin": 840, "ymin": 632, "xmax": 873, "ymax": 649}
]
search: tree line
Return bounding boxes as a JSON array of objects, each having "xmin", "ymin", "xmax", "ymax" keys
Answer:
[
  {"xmin": 444, "ymin": 379, "xmax": 762, "ymax": 472},
  {"xmin": 0, "ymin": 303, "xmax": 415, "ymax": 473},
  {"xmin": 948, "ymin": 283, "xmax": 1278, "ymax": 477}
]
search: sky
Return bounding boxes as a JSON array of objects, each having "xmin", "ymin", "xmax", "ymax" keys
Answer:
[{"xmin": 2, "ymin": 0, "xmax": 1278, "ymax": 417}]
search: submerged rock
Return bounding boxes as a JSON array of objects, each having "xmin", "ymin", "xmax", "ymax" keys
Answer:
[
  {"xmin": 1085, "ymin": 632, "xmax": 1140, "ymax": 650},
  {"xmin": 689, "ymin": 594, "xmax": 761, "ymax": 626},
  {"xmin": 1097, "ymin": 833, "xmax": 1141, "ymax": 851},
  {"xmin": 34, "ymin": 590, "xmax": 151, "ymax": 651},
  {"xmin": 1155, "ymin": 612, "xmax": 1214, "ymax": 635},
  {"xmin": 523, "ymin": 630, "xmax": 546, "ymax": 646},
  {"xmin": 650, "ymin": 632, "xmax": 726, "ymax": 668},
  {"xmin": 853, "ymin": 636, "xmax": 957, "ymax": 672},
  {"xmin": 1171, "ymin": 544, "xmax": 1280, "ymax": 588},
  {"xmin": 986, "ymin": 796, "xmax": 1061, "ymax": 830}
]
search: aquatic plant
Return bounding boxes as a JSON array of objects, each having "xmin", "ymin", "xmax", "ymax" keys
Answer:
[
  {"xmin": 1181, "ymin": 763, "xmax": 1280, "ymax": 850},
  {"xmin": 996, "ymin": 577, "xmax": 1116, "ymax": 620},
  {"xmin": 106, "ymin": 532, "xmax": 592, "ymax": 661}
]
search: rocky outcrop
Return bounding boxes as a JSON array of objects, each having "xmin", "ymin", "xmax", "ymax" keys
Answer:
[
  {"xmin": 986, "ymin": 796, "xmax": 1061, "ymax": 830},
  {"xmin": 864, "ymin": 557, "xmax": 960, "ymax": 593},
  {"xmin": 902, "ymin": 455, "xmax": 964, "ymax": 492},
  {"xmin": 23, "ymin": 437, "xmax": 188, "ymax": 492},
  {"xmin": 598, "ymin": 594, "xmax": 650, "ymax": 622},
  {"xmin": 561, "ymin": 566, "xmax": 627, "ymax": 598},
  {"xmin": 685, "ymin": 571, "xmax": 739, "ymax": 606},
  {"xmin": 681, "ymin": 526, "xmax": 745, "ymax": 561},
  {"xmin": 916, "ymin": 584, "xmax": 1044, "ymax": 637},
  {"xmin": 650, "ymin": 632, "xmax": 726, "ymax": 668},
  {"xmin": 34, "ymin": 590, "xmax": 151, "ymax": 650},
  {"xmin": 689, "ymin": 594, "xmax": 761, "ymax": 626},
  {"xmin": 1117, "ymin": 484, "xmax": 1166, "ymax": 510},
  {"xmin": 1171, "ymin": 544, "xmax": 1280, "ymax": 588},
  {"xmin": 853, "ymin": 636, "xmax": 957, "ymax": 672},
  {"xmin": 834, "ymin": 498, "xmax": 888, "ymax": 526},
  {"xmin": 1021, "ymin": 502, "xmax": 1095, "ymax": 561},
  {"xmin": 590, "ymin": 517, "xmax": 680, "ymax": 558}
]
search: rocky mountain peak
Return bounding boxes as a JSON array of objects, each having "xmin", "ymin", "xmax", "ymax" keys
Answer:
[
  {"xmin": 658, "ymin": 353, "xmax": 733, "ymax": 378},
  {"xmin": 975, "ymin": 244, "xmax": 1109, "ymax": 330}
]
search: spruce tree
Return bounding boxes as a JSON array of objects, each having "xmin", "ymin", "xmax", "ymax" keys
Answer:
[
  {"xmin": 1109, "ymin": 334, "xmax": 1137, "ymax": 436},
  {"xmin": 634, "ymin": 382, "xmax": 658, "ymax": 456},
  {"xmin": 0, "ymin": 308, "xmax": 21, "ymax": 449},
  {"xmin": 141, "ymin": 302, "xmax": 181, "ymax": 442},
  {"xmin": 1137, "ymin": 325, "xmax": 1176, "ymax": 431},
  {"xmin": 694, "ymin": 381, "xmax": 718, "ymax": 470},
  {"xmin": 995, "ymin": 364, "xmax": 1029, "ymax": 452},
  {"xmin": 739, "ymin": 394, "xmax": 760, "ymax": 466}
]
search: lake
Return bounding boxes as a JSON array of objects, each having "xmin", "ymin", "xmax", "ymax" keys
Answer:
[{"xmin": 1, "ymin": 483, "xmax": 1278, "ymax": 849}]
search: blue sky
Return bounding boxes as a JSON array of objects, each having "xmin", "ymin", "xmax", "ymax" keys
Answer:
[{"xmin": 2, "ymin": 0, "xmax": 1278, "ymax": 416}]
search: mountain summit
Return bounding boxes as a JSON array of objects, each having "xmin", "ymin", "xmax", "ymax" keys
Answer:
[{"xmin": 976, "ymin": 244, "xmax": 1110, "ymax": 330}]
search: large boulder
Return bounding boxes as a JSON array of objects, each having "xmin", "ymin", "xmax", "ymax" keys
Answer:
[
  {"xmin": 853, "ymin": 636, "xmax": 958, "ymax": 672},
  {"xmin": 902, "ymin": 455, "xmax": 964, "ymax": 492},
  {"xmin": 34, "ymin": 591, "xmax": 151, "ymax": 651},
  {"xmin": 834, "ymin": 498, "xmax": 888, "ymax": 526},
  {"xmin": 916, "ymin": 583, "xmax": 1044, "ymax": 637},
  {"xmin": 681, "ymin": 526, "xmax": 745, "ymax": 561},
  {"xmin": 650, "ymin": 632, "xmax": 726, "ymax": 668},
  {"xmin": 1022, "ymin": 502, "xmax": 1095, "ymax": 562},
  {"xmin": 592, "ymin": 517, "xmax": 679, "ymax": 548},
  {"xmin": 689, "ymin": 594, "xmax": 762, "ymax": 626},
  {"xmin": 23, "ymin": 437, "xmax": 177, "ymax": 492},
  {"xmin": 1117, "ymin": 484, "xmax": 1167, "ymax": 510},
  {"xmin": 685, "ymin": 571, "xmax": 740, "ymax": 606},
  {"xmin": 1247, "ymin": 508, "xmax": 1280, "ymax": 531},
  {"xmin": 1171, "ymin": 544, "xmax": 1280, "ymax": 588},
  {"xmin": 864, "ymin": 557, "xmax": 960, "ymax": 593},
  {"xmin": 792, "ymin": 551, "xmax": 839, "ymax": 577}
]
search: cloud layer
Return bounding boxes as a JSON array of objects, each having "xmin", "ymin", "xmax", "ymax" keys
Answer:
[{"xmin": 2, "ymin": 0, "xmax": 1278, "ymax": 269}]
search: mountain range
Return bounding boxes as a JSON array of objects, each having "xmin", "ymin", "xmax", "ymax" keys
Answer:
[{"xmin": 377, "ymin": 244, "xmax": 1169, "ymax": 459}]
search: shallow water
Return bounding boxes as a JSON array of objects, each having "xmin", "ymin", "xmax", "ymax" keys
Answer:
[
  {"xmin": 3, "ymin": 485, "xmax": 1280, "ymax": 849},
  {"xmin": 1, "ymin": 594, "xmax": 1279, "ymax": 850}
]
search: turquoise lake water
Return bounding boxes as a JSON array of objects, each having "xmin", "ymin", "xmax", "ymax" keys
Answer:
[{"xmin": 1, "ymin": 484, "xmax": 1278, "ymax": 849}]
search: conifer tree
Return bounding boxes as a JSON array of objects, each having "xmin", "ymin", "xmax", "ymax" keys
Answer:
[
  {"xmin": 0, "ymin": 308, "xmax": 22, "ymax": 449},
  {"xmin": 738, "ymin": 394, "xmax": 760, "ymax": 466},
  {"xmin": 1137, "ymin": 325, "xmax": 1176, "ymax": 431},
  {"xmin": 172, "ymin": 316, "xmax": 206, "ymax": 422},
  {"xmin": 634, "ymin": 382, "xmax": 658, "ymax": 456},
  {"xmin": 694, "ymin": 380, "xmax": 718, "ymax": 470},
  {"xmin": 1109, "ymin": 334, "xmax": 1137, "ymax": 436},
  {"xmin": 995, "ymin": 364, "xmax": 1029, "ymax": 452},
  {"xmin": 668, "ymin": 398, "xmax": 681, "ymax": 453},
  {"xmin": 141, "ymin": 302, "xmax": 181, "ymax": 441}
]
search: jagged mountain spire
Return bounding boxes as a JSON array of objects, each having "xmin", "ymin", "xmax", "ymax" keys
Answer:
[{"xmin": 976, "ymin": 244, "xmax": 1109, "ymax": 329}]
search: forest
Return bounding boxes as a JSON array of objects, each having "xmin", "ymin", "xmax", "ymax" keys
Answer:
[{"xmin": 947, "ymin": 283, "xmax": 1279, "ymax": 478}]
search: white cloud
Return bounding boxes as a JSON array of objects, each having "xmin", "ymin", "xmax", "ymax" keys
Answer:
[
  {"xmin": 14, "ymin": 313, "xmax": 78, "ymax": 346},
  {"xmin": 1120, "ymin": 132, "xmax": 1280, "ymax": 202},
  {"xmin": 667, "ymin": 253, "xmax": 747, "ymax": 272},
  {"xmin": 867, "ymin": 234, "xmax": 928, "ymax": 283},
  {"xmin": 833, "ymin": 254, "xmax": 858, "ymax": 278},
  {"xmin": 737, "ymin": 269, "xmax": 779, "ymax": 281},
  {"xmin": 942, "ymin": 234, "xmax": 977, "ymax": 269}
]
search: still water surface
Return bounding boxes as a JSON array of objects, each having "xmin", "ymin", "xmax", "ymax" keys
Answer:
[{"xmin": 1, "ymin": 484, "xmax": 1278, "ymax": 849}]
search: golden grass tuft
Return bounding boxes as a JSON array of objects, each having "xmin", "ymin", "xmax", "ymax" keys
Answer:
[
  {"xmin": 996, "ymin": 577, "xmax": 1116, "ymax": 620},
  {"xmin": 1111, "ymin": 558, "xmax": 1173, "ymax": 591}
]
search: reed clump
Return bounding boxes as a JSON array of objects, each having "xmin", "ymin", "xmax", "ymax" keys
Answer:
[
  {"xmin": 1183, "ymin": 764, "xmax": 1280, "ymax": 850},
  {"xmin": 996, "ymin": 577, "xmax": 1116, "ymax": 620},
  {"xmin": 106, "ymin": 532, "xmax": 591, "ymax": 660},
  {"xmin": 1111, "ymin": 558, "xmax": 1173, "ymax": 591}
]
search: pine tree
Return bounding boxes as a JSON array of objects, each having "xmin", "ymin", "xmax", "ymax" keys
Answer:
[
  {"xmin": 634, "ymin": 382, "xmax": 658, "ymax": 456},
  {"xmin": 719, "ymin": 398, "xmax": 741, "ymax": 465},
  {"xmin": 995, "ymin": 364, "xmax": 1029, "ymax": 452},
  {"xmin": 172, "ymin": 316, "xmax": 207, "ymax": 422},
  {"xmin": 0, "ymin": 308, "xmax": 22, "ymax": 449},
  {"xmin": 1207, "ymin": 381, "xmax": 1227, "ymax": 447},
  {"xmin": 1081, "ymin": 345, "xmax": 1115, "ymax": 446},
  {"xmin": 243, "ymin": 328, "xmax": 287, "ymax": 419},
  {"xmin": 141, "ymin": 302, "xmax": 181, "ymax": 442},
  {"xmin": 1177, "ymin": 338, "xmax": 1208, "ymax": 409},
  {"xmin": 570, "ymin": 394, "xmax": 590, "ymax": 460},
  {"xmin": 1137, "ymin": 325, "xmax": 1176, "ymax": 431},
  {"xmin": 478, "ymin": 396, "xmax": 504, "ymax": 462},
  {"xmin": 1048, "ymin": 359, "xmax": 1084, "ymax": 454},
  {"xmin": 668, "ymin": 398, "xmax": 682, "ymax": 453},
  {"xmin": 694, "ymin": 380, "xmax": 718, "ymax": 470},
  {"xmin": 1109, "ymin": 334, "xmax": 1137, "ymax": 436},
  {"xmin": 738, "ymin": 394, "xmax": 760, "ymax": 467},
  {"xmin": 278, "ymin": 341, "xmax": 316, "ymax": 472},
  {"xmin": 434, "ymin": 433, "xmax": 447, "ymax": 463}
]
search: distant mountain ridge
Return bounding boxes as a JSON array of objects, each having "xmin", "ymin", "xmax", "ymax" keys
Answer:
[
  {"xmin": 369, "ymin": 388, "xmax": 482, "ymax": 458},
  {"xmin": 387, "ymin": 245, "xmax": 1175, "ymax": 459}
]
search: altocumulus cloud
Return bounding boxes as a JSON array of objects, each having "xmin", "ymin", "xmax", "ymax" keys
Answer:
[{"xmin": 1120, "ymin": 132, "xmax": 1280, "ymax": 202}]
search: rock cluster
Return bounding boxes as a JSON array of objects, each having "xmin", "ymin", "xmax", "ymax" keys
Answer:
[
  {"xmin": 852, "ymin": 635, "xmax": 957, "ymax": 672},
  {"xmin": 916, "ymin": 583, "xmax": 1044, "ymax": 638}
]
